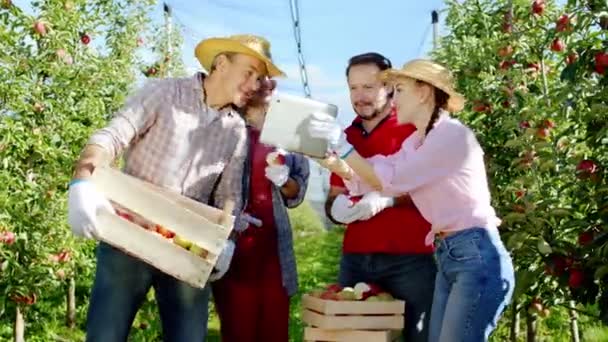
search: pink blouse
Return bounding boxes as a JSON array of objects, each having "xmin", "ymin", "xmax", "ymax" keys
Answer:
[{"xmin": 344, "ymin": 113, "xmax": 501, "ymax": 245}]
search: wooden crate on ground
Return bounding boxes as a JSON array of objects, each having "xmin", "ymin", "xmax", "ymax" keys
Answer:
[
  {"xmin": 301, "ymin": 293, "xmax": 404, "ymax": 341},
  {"xmin": 90, "ymin": 166, "xmax": 234, "ymax": 288}
]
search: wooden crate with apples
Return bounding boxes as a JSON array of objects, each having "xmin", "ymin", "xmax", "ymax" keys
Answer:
[
  {"xmin": 89, "ymin": 166, "xmax": 234, "ymax": 289},
  {"xmin": 302, "ymin": 283, "xmax": 404, "ymax": 342}
]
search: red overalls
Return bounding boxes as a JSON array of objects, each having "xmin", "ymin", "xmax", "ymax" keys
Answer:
[{"xmin": 212, "ymin": 128, "xmax": 289, "ymax": 342}]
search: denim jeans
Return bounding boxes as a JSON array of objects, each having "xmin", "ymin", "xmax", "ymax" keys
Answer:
[
  {"xmin": 339, "ymin": 253, "xmax": 437, "ymax": 342},
  {"xmin": 429, "ymin": 227, "xmax": 515, "ymax": 342},
  {"xmin": 86, "ymin": 242, "xmax": 210, "ymax": 342}
]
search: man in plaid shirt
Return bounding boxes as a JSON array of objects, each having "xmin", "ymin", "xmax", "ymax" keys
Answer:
[{"xmin": 66, "ymin": 34, "xmax": 285, "ymax": 341}]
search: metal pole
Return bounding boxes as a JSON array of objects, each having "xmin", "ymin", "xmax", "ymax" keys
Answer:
[
  {"xmin": 163, "ymin": 3, "xmax": 172, "ymax": 77},
  {"xmin": 431, "ymin": 10, "xmax": 439, "ymax": 50}
]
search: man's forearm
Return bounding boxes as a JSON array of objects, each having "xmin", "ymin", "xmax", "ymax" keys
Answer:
[{"xmin": 72, "ymin": 145, "xmax": 113, "ymax": 180}]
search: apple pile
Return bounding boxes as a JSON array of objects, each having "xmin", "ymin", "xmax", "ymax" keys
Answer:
[
  {"xmin": 266, "ymin": 150, "xmax": 286, "ymax": 166},
  {"xmin": 309, "ymin": 282, "xmax": 395, "ymax": 302},
  {"xmin": 113, "ymin": 205, "xmax": 209, "ymax": 259}
]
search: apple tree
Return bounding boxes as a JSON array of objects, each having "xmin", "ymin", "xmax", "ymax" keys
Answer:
[
  {"xmin": 0, "ymin": 0, "xmax": 165, "ymax": 339},
  {"xmin": 434, "ymin": 0, "xmax": 607, "ymax": 338}
]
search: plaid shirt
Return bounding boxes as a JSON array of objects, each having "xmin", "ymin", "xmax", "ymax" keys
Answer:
[{"xmin": 88, "ymin": 72, "xmax": 248, "ymax": 223}]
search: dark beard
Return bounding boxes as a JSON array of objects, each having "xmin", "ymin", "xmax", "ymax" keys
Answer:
[{"xmin": 355, "ymin": 101, "xmax": 391, "ymax": 121}]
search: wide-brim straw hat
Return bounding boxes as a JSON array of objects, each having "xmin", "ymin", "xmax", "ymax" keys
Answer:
[
  {"xmin": 195, "ymin": 34, "xmax": 285, "ymax": 77},
  {"xmin": 379, "ymin": 59, "xmax": 465, "ymax": 113}
]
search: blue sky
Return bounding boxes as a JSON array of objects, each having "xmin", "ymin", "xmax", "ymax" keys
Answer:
[{"xmin": 164, "ymin": 0, "xmax": 448, "ymax": 126}]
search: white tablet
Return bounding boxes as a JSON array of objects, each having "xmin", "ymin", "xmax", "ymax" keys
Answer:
[{"xmin": 260, "ymin": 92, "xmax": 338, "ymax": 158}]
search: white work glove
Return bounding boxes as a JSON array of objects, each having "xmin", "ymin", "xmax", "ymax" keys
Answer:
[
  {"xmin": 308, "ymin": 112, "xmax": 353, "ymax": 158},
  {"xmin": 209, "ymin": 240, "xmax": 235, "ymax": 281},
  {"xmin": 265, "ymin": 164, "xmax": 290, "ymax": 187},
  {"xmin": 67, "ymin": 180, "xmax": 115, "ymax": 239},
  {"xmin": 349, "ymin": 191, "xmax": 395, "ymax": 221},
  {"xmin": 331, "ymin": 194, "xmax": 363, "ymax": 224},
  {"xmin": 234, "ymin": 212, "xmax": 263, "ymax": 232}
]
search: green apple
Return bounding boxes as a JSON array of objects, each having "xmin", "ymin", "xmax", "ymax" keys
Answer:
[
  {"xmin": 173, "ymin": 235, "xmax": 192, "ymax": 249},
  {"xmin": 365, "ymin": 295, "xmax": 381, "ymax": 302},
  {"xmin": 189, "ymin": 244, "xmax": 207, "ymax": 258},
  {"xmin": 376, "ymin": 292, "xmax": 394, "ymax": 301}
]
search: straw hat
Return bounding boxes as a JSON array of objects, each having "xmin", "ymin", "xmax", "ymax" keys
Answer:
[
  {"xmin": 380, "ymin": 59, "xmax": 465, "ymax": 113},
  {"xmin": 195, "ymin": 34, "xmax": 285, "ymax": 77}
]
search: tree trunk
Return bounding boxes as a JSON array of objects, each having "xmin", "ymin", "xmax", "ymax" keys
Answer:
[
  {"xmin": 569, "ymin": 300, "xmax": 580, "ymax": 342},
  {"xmin": 510, "ymin": 304, "xmax": 520, "ymax": 342},
  {"xmin": 526, "ymin": 310, "xmax": 537, "ymax": 342},
  {"xmin": 14, "ymin": 306, "xmax": 24, "ymax": 342},
  {"xmin": 66, "ymin": 277, "xmax": 76, "ymax": 329}
]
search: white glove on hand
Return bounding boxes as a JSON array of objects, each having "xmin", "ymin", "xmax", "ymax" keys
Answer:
[
  {"xmin": 265, "ymin": 164, "xmax": 290, "ymax": 187},
  {"xmin": 308, "ymin": 112, "xmax": 353, "ymax": 158},
  {"xmin": 330, "ymin": 194, "xmax": 360, "ymax": 224},
  {"xmin": 67, "ymin": 180, "xmax": 115, "ymax": 239},
  {"xmin": 209, "ymin": 240, "xmax": 236, "ymax": 281},
  {"xmin": 349, "ymin": 191, "xmax": 395, "ymax": 221}
]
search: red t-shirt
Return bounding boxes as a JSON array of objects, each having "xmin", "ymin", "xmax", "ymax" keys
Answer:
[{"xmin": 330, "ymin": 110, "xmax": 433, "ymax": 254}]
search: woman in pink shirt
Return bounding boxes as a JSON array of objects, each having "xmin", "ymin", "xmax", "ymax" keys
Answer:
[{"xmin": 310, "ymin": 59, "xmax": 514, "ymax": 341}]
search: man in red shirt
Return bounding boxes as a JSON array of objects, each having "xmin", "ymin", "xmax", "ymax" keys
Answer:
[{"xmin": 324, "ymin": 52, "xmax": 436, "ymax": 342}]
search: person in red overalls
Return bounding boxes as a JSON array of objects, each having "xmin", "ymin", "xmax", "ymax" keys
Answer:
[{"xmin": 211, "ymin": 79, "xmax": 310, "ymax": 341}]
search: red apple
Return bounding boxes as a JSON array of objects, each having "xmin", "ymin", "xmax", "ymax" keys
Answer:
[
  {"xmin": 578, "ymin": 230, "xmax": 594, "ymax": 245},
  {"xmin": 568, "ymin": 269, "xmax": 584, "ymax": 288},
  {"xmin": 595, "ymin": 52, "xmax": 608, "ymax": 67},
  {"xmin": 536, "ymin": 127, "xmax": 550, "ymax": 139},
  {"xmin": 146, "ymin": 67, "xmax": 157, "ymax": 76},
  {"xmin": 594, "ymin": 63, "xmax": 606, "ymax": 75},
  {"xmin": 326, "ymin": 283, "xmax": 342, "ymax": 293},
  {"xmin": 33, "ymin": 21, "xmax": 47, "ymax": 36},
  {"xmin": 551, "ymin": 38, "xmax": 565, "ymax": 52},
  {"xmin": 532, "ymin": 0, "xmax": 545, "ymax": 15},
  {"xmin": 556, "ymin": 14, "xmax": 571, "ymax": 32},
  {"xmin": 0, "ymin": 231, "xmax": 15, "ymax": 245},
  {"xmin": 57, "ymin": 250, "xmax": 71, "ymax": 262},
  {"xmin": 499, "ymin": 60, "xmax": 515, "ymax": 70},
  {"xmin": 542, "ymin": 119, "xmax": 555, "ymax": 129},
  {"xmin": 502, "ymin": 23, "xmax": 513, "ymax": 33},
  {"xmin": 320, "ymin": 291, "xmax": 339, "ymax": 300},
  {"xmin": 155, "ymin": 225, "xmax": 175, "ymax": 239},
  {"xmin": 576, "ymin": 159, "xmax": 599, "ymax": 178},
  {"xmin": 80, "ymin": 34, "xmax": 91, "ymax": 45},
  {"xmin": 498, "ymin": 46, "xmax": 514, "ymax": 57},
  {"xmin": 472, "ymin": 100, "xmax": 491, "ymax": 113},
  {"xmin": 566, "ymin": 53, "xmax": 578, "ymax": 65},
  {"xmin": 519, "ymin": 120, "xmax": 531, "ymax": 129},
  {"xmin": 515, "ymin": 189, "xmax": 526, "ymax": 199}
]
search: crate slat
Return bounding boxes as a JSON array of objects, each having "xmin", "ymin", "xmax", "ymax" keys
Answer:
[
  {"xmin": 302, "ymin": 294, "xmax": 405, "ymax": 315},
  {"xmin": 302, "ymin": 309, "xmax": 404, "ymax": 330},
  {"xmin": 304, "ymin": 327, "xmax": 401, "ymax": 342}
]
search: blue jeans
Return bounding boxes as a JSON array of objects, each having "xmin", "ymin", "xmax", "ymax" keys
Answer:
[
  {"xmin": 86, "ymin": 242, "xmax": 210, "ymax": 342},
  {"xmin": 339, "ymin": 253, "xmax": 436, "ymax": 342},
  {"xmin": 429, "ymin": 227, "xmax": 515, "ymax": 342}
]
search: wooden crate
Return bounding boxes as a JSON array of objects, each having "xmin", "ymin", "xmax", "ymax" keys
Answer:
[
  {"xmin": 90, "ymin": 166, "xmax": 234, "ymax": 288},
  {"xmin": 304, "ymin": 327, "xmax": 401, "ymax": 342},
  {"xmin": 301, "ymin": 294, "xmax": 405, "ymax": 330}
]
